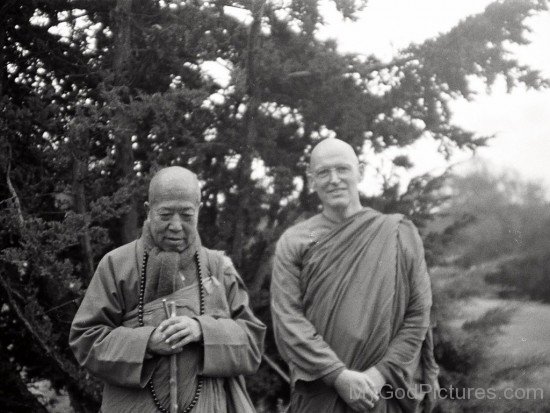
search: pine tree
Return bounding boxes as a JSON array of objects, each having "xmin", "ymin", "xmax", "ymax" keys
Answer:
[{"xmin": 0, "ymin": 0, "xmax": 548, "ymax": 410}]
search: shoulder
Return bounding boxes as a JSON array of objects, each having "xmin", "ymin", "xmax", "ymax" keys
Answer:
[
  {"xmin": 96, "ymin": 240, "xmax": 139, "ymax": 278},
  {"xmin": 105, "ymin": 240, "xmax": 139, "ymax": 258},
  {"xmin": 281, "ymin": 213, "xmax": 320, "ymax": 237},
  {"xmin": 374, "ymin": 210, "xmax": 405, "ymax": 228},
  {"xmin": 395, "ymin": 216, "xmax": 421, "ymax": 238},
  {"xmin": 202, "ymin": 247, "xmax": 228, "ymax": 268},
  {"xmin": 365, "ymin": 210, "xmax": 421, "ymax": 249},
  {"xmin": 276, "ymin": 213, "xmax": 324, "ymax": 251},
  {"xmin": 102, "ymin": 240, "xmax": 138, "ymax": 264},
  {"xmin": 394, "ymin": 217, "xmax": 424, "ymax": 258},
  {"xmin": 202, "ymin": 247, "xmax": 246, "ymax": 290},
  {"xmin": 202, "ymin": 247, "xmax": 238, "ymax": 278},
  {"xmin": 369, "ymin": 210, "xmax": 414, "ymax": 233}
]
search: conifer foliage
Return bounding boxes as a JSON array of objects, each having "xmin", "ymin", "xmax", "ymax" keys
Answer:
[{"xmin": 0, "ymin": 0, "xmax": 547, "ymax": 410}]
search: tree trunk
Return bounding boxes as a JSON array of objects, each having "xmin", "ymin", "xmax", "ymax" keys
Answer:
[
  {"xmin": 0, "ymin": 267, "xmax": 99, "ymax": 406},
  {"xmin": 72, "ymin": 152, "xmax": 95, "ymax": 282},
  {"xmin": 0, "ymin": 22, "xmax": 5, "ymax": 97},
  {"xmin": 230, "ymin": 0, "xmax": 266, "ymax": 268},
  {"xmin": 0, "ymin": 354, "xmax": 49, "ymax": 413},
  {"xmin": 113, "ymin": 0, "xmax": 138, "ymax": 243}
]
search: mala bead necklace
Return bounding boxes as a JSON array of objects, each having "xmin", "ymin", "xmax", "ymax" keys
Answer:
[{"xmin": 138, "ymin": 251, "xmax": 205, "ymax": 413}]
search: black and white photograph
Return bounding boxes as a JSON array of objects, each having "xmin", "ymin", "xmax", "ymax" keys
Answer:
[{"xmin": 1, "ymin": 0, "xmax": 549, "ymax": 412}]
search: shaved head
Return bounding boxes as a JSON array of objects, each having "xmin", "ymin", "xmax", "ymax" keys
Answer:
[
  {"xmin": 309, "ymin": 138, "xmax": 360, "ymax": 172},
  {"xmin": 148, "ymin": 166, "xmax": 201, "ymax": 207},
  {"xmin": 146, "ymin": 167, "xmax": 201, "ymax": 252},
  {"xmin": 308, "ymin": 138, "xmax": 364, "ymax": 221}
]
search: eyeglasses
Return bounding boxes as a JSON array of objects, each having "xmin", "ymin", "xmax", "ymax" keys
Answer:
[{"xmin": 312, "ymin": 165, "xmax": 353, "ymax": 182}]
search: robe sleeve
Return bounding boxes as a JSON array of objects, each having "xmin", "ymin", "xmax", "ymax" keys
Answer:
[
  {"xmin": 69, "ymin": 254, "xmax": 156, "ymax": 388},
  {"xmin": 374, "ymin": 219, "xmax": 433, "ymax": 387},
  {"xmin": 195, "ymin": 256, "xmax": 266, "ymax": 377},
  {"xmin": 271, "ymin": 231, "xmax": 346, "ymax": 386}
]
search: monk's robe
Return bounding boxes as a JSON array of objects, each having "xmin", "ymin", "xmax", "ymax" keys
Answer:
[
  {"xmin": 271, "ymin": 208, "xmax": 439, "ymax": 413},
  {"xmin": 70, "ymin": 239, "xmax": 266, "ymax": 413}
]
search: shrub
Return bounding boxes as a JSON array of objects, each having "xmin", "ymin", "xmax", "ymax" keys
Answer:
[{"xmin": 485, "ymin": 254, "xmax": 550, "ymax": 303}]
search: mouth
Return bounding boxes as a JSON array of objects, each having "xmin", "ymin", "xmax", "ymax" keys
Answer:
[
  {"xmin": 327, "ymin": 188, "xmax": 346, "ymax": 194},
  {"xmin": 165, "ymin": 238, "xmax": 184, "ymax": 243}
]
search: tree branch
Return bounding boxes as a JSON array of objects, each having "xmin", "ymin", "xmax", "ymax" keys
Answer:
[
  {"xmin": 5, "ymin": 144, "xmax": 24, "ymax": 228},
  {"xmin": 0, "ymin": 270, "xmax": 85, "ymax": 390}
]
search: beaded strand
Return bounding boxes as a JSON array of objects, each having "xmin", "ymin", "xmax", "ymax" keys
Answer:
[{"xmin": 138, "ymin": 251, "xmax": 205, "ymax": 413}]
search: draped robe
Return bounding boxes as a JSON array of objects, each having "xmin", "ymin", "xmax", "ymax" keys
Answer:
[
  {"xmin": 70, "ymin": 239, "xmax": 266, "ymax": 413},
  {"xmin": 271, "ymin": 208, "xmax": 439, "ymax": 413}
]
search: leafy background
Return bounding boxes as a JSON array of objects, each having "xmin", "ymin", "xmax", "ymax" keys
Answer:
[{"xmin": 1, "ymin": 0, "xmax": 549, "ymax": 412}]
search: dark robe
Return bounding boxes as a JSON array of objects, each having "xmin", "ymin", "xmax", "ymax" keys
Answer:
[
  {"xmin": 271, "ymin": 208, "xmax": 439, "ymax": 413},
  {"xmin": 70, "ymin": 239, "xmax": 266, "ymax": 412}
]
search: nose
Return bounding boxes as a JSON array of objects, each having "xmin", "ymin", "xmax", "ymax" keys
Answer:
[
  {"xmin": 167, "ymin": 215, "xmax": 184, "ymax": 232},
  {"xmin": 328, "ymin": 168, "xmax": 340, "ymax": 184}
]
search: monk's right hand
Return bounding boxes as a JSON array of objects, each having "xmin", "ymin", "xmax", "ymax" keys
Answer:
[
  {"xmin": 334, "ymin": 369, "xmax": 379, "ymax": 412},
  {"xmin": 146, "ymin": 327, "xmax": 180, "ymax": 356}
]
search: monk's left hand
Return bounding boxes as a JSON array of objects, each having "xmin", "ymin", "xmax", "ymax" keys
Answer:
[
  {"xmin": 363, "ymin": 366, "xmax": 385, "ymax": 395},
  {"xmin": 158, "ymin": 316, "xmax": 203, "ymax": 350}
]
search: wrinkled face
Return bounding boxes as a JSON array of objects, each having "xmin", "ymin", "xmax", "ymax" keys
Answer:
[
  {"xmin": 147, "ymin": 187, "xmax": 199, "ymax": 252},
  {"xmin": 310, "ymin": 151, "xmax": 362, "ymax": 211}
]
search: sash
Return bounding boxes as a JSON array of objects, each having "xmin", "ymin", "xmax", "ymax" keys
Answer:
[{"xmin": 300, "ymin": 209, "xmax": 437, "ymax": 412}]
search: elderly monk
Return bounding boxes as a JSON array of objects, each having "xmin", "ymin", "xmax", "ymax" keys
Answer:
[
  {"xmin": 271, "ymin": 138, "xmax": 439, "ymax": 413},
  {"xmin": 70, "ymin": 166, "xmax": 266, "ymax": 413}
]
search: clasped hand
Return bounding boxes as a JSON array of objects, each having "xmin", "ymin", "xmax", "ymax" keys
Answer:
[
  {"xmin": 147, "ymin": 316, "xmax": 203, "ymax": 355},
  {"xmin": 334, "ymin": 368, "xmax": 384, "ymax": 412}
]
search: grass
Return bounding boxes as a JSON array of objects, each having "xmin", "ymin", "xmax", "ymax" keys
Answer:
[
  {"xmin": 432, "ymin": 263, "xmax": 550, "ymax": 413},
  {"xmin": 490, "ymin": 354, "xmax": 550, "ymax": 382},
  {"xmin": 462, "ymin": 306, "xmax": 516, "ymax": 334},
  {"xmin": 431, "ymin": 264, "xmax": 500, "ymax": 301}
]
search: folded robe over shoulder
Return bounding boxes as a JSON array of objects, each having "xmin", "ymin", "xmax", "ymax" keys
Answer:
[
  {"xmin": 271, "ymin": 208, "xmax": 439, "ymax": 413},
  {"xmin": 70, "ymin": 240, "xmax": 266, "ymax": 413}
]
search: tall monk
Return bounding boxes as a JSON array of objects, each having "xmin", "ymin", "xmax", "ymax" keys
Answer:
[
  {"xmin": 271, "ymin": 139, "xmax": 439, "ymax": 412},
  {"xmin": 70, "ymin": 166, "xmax": 266, "ymax": 412}
]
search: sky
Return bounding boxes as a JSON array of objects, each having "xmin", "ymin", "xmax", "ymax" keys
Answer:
[{"xmin": 317, "ymin": 0, "xmax": 550, "ymax": 195}]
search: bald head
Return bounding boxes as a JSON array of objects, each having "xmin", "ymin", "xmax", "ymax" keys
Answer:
[
  {"xmin": 146, "ymin": 167, "xmax": 201, "ymax": 252},
  {"xmin": 309, "ymin": 138, "xmax": 359, "ymax": 171},
  {"xmin": 308, "ymin": 138, "xmax": 364, "ymax": 219},
  {"xmin": 148, "ymin": 166, "xmax": 201, "ymax": 207}
]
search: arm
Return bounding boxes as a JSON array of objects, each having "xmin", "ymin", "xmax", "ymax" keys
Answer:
[
  {"xmin": 270, "ymin": 233, "xmax": 346, "ymax": 385},
  {"xmin": 69, "ymin": 255, "xmax": 156, "ymax": 388},
  {"xmin": 374, "ymin": 219, "xmax": 433, "ymax": 388},
  {"xmin": 195, "ymin": 256, "xmax": 266, "ymax": 377}
]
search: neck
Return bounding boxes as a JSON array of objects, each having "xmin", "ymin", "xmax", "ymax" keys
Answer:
[{"xmin": 322, "ymin": 200, "xmax": 363, "ymax": 223}]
